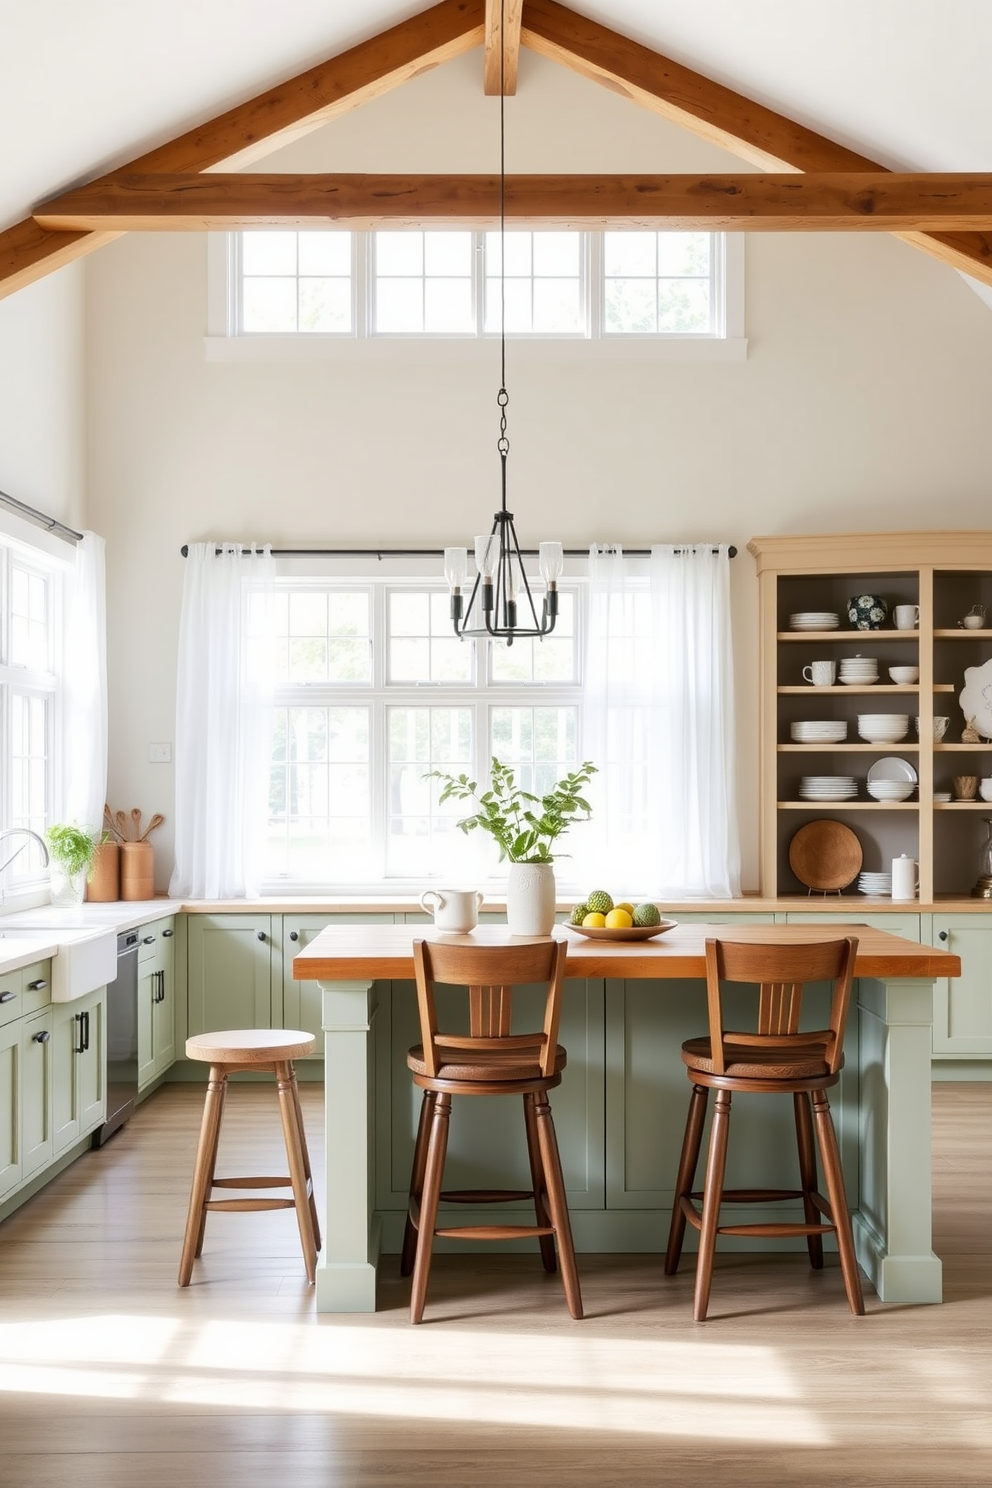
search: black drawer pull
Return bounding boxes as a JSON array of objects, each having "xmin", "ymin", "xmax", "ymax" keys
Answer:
[
  {"xmin": 938, "ymin": 931, "xmax": 949, "ymax": 942},
  {"xmin": 27, "ymin": 979, "xmax": 47, "ymax": 991},
  {"xmin": 143, "ymin": 935, "xmax": 156, "ymax": 945},
  {"xmin": 289, "ymin": 930, "xmax": 299, "ymax": 942},
  {"xmin": 257, "ymin": 930, "xmax": 266, "ymax": 941},
  {"xmin": 33, "ymin": 1029, "xmax": 50, "ymax": 1044},
  {"xmin": 162, "ymin": 928, "xmax": 174, "ymax": 937},
  {"xmin": 0, "ymin": 990, "xmax": 15, "ymax": 1004}
]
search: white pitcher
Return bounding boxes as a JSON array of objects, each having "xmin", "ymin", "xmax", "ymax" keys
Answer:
[
  {"xmin": 891, "ymin": 854, "xmax": 919, "ymax": 901},
  {"xmin": 420, "ymin": 887, "xmax": 484, "ymax": 932}
]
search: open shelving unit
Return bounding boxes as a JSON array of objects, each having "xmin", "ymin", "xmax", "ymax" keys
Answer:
[{"xmin": 747, "ymin": 532, "xmax": 992, "ymax": 903}]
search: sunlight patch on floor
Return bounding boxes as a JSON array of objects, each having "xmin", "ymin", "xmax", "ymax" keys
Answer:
[{"xmin": 0, "ymin": 1312, "xmax": 827, "ymax": 1443}]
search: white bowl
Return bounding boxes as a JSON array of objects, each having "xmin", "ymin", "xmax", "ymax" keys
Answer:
[
  {"xmin": 867, "ymin": 780, "xmax": 914, "ymax": 801},
  {"xmin": 888, "ymin": 667, "xmax": 920, "ymax": 684}
]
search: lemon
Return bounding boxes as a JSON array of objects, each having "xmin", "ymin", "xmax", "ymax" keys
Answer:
[
  {"xmin": 605, "ymin": 908, "xmax": 633, "ymax": 929},
  {"xmin": 615, "ymin": 901, "xmax": 635, "ymax": 917},
  {"xmin": 582, "ymin": 911, "xmax": 607, "ymax": 928}
]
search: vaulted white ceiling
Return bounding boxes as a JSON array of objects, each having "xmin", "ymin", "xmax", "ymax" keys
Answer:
[{"xmin": 2, "ymin": 0, "xmax": 991, "ymax": 237}]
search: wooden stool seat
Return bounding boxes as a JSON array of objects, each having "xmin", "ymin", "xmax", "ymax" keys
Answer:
[
  {"xmin": 178, "ymin": 1029, "xmax": 321, "ymax": 1287},
  {"xmin": 665, "ymin": 937, "xmax": 866, "ymax": 1321},
  {"xmin": 402, "ymin": 938, "xmax": 583, "ymax": 1324}
]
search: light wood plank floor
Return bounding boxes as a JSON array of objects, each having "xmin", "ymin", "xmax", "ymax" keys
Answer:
[{"xmin": 0, "ymin": 1082, "xmax": 991, "ymax": 1486}]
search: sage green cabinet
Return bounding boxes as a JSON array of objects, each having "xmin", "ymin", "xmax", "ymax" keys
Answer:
[
  {"xmin": 20, "ymin": 1008, "xmax": 53, "ymax": 1180},
  {"xmin": 0, "ymin": 1018, "xmax": 17, "ymax": 1198},
  {"xmin": 929, "ymin": 915, "xmax": 992, "ymax": 1056},
  {"xmin": 283, "ymin": 913, "xmax": 394, "ymax": 1054},
  {"xmin": 137, "ymin": 917, "xmax": 176, "ymax": 1088},
  {"xmin": 52, "ymin": 988, "xmax": 105, "ymax": 1155},
  {"xmin": 186, "ymin": 913, "xmax": 276, "ymax": 1035}
]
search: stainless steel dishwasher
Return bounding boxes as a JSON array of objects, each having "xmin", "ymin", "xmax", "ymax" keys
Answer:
[{"xmin": 92, "ymin": 929, "xmax": 139, "ymax": 1147}]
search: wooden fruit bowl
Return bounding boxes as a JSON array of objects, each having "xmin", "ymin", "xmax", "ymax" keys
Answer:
[{"xmin": 567, "ymin": 919, "xmax": 678, "ymax": 941}]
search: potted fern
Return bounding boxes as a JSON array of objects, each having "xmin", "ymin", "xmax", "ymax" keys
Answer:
[
  {"xmin": 426, "ymin": 757, "xmax": 597, "ymax": 934},
  {"xmin": 46, "ymin": 823, "xmax": 98, "ymax": 908}
]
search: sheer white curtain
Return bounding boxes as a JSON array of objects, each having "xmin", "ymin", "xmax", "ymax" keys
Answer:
[
  {"xmin": 578, "ymin": 544, "xmax": 740, "ymax": 898},
  {"xmin": 170, "ymin": 543, "xmax": 275, "ymax": 899},
  {"xmin": 63, "ymin": 532, "xmax": 108, "ymax": 833}
]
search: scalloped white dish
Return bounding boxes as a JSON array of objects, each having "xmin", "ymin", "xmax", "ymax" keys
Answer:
[
  {"xmin": 959, "ymin": 659, "xmax": 992, "ymax": 740},
  {"xmin": 867, "ymin": 756, "xmax": 918, "ymax": 785},
  {"xmin": 567, "ymin": 919, "xmax": 678, "ymax": 941}
]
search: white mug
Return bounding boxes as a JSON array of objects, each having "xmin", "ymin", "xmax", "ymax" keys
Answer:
[
  {"xmin": 891, "ymin": 855, "xmax": 920, "ymax": 901},
  {"xmin": 980, "ymin": 779, "xmax": 992, "ymax": 802},
  {"xmin": 420, "ymin": 887, "xmax": 484, "ymax": 932},
  {"xmin": 802, "ymin": 660, "xmax": 836, "ymax": 687},
  {"xmin": 894, "ymin": 604, "xmax": 920, "ymax": 631}
]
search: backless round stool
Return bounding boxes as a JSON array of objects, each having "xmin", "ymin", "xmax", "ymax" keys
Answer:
[{"xmin": 178, "ymin": 1029, "xmax": 321, "ymax": 1287}]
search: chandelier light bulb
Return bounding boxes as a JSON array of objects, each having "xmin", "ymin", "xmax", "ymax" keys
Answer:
[
  {"xmin": 443, "ymin": 547, "xmax": 468, "ymax": 589},
  {"xmin": 539, "ymin": 542, "xmax": 564, "ymax": 583}
]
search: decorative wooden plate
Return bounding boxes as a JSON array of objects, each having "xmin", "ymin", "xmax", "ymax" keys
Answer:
[
  {"xmin": 567, "ymin": 920, "xmax": 678, "ymax": 941},
  {"xmin": 788, "ymin": 821, "xmax": 863, "ymax": 892}
]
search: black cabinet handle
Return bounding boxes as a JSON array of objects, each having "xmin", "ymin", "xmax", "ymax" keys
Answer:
[
  {"xmin": 27, "ymin": 979, "xmax": 47, "ymax": 991},
  {"xmin": 156, "ymin": 970, "xmax": 166, "ymax": 1004},
  {"xmin": 938, "ymin": 930, "xmax": 949, "ymax": 942},
  {"xmin": 0, "ymin": 990, "xmax": 14, "ymax": 1004},
  {"xmin": 257, "ymin": 930, "xmax": 266, "ymax": 941},
  {"xmin": 143, "ymin": 935, "xmax": 156, "ymax": 945},
  {"xmin": 162, "ymin": 928, "xmax": 174, "ymax": 937},
  {"xmin": 289, "ymin": 930, "xmax": 299, "ymax": 942},
  {"xmin": 75, "ymin": 1012, "xmax": 85, "ymax": 1054},
  {"xmin": 33, "ymin": 1029, "xmax": 50, "ymax": 1044}
]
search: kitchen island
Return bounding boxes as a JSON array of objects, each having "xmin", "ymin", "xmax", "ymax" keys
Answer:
[{"xmin": 294, "ymin": 919, "xmax": 960, "ymax": 1314}]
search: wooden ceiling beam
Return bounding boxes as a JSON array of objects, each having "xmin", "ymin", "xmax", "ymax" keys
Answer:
[
  {"xmin": 35, "ymin": 172, "xmax": 992, "ymax": 233},
  {"xmin": 0, "ymin": 0, "xmax": 485, "ymax": 300},
  {"xmin": 520, "ymin": 0, "xmax": 992, "ymax": 286},
  {"xmin": 484, "ymin": 0, "xmax": 523, "ymax": 95}
]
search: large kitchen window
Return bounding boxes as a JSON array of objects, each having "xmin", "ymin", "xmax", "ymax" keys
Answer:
[
  {"xmin": 218, "ymin": 228, "xmax": 742, "ymax": 346},
  {"xmin": 261, "ymin": 576, "xmax": 580, "ymax": 888},
  {"xmin": 0, "ymin": 540, "xmax": 61, "ymax": 889}
]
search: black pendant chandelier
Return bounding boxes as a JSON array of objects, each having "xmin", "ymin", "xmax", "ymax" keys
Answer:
[{"xmin": 445, "ymin": 0, "xmax": 562, "ymax": 648}]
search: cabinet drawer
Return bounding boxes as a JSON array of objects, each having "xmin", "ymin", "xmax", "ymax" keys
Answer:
[
  {"xmin": 20, "ymin": 961, "xmax": 52, "ymax": 1016},
  {"xmin": 138, "ymin": 917, "xmax": 175, "ymax": 963},
  {"xmin": 0, "ymin": 970, "xmax": 20, "ymax": 1028}
]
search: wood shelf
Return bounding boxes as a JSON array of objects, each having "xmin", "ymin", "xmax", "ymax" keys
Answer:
[
  {"xmin": 777, "ymin": 630, "xmax": 917, "ymax": 642},
  {"xmin": 778, "ymin": 684, "xmax": 918, "ymax": 695},
  {"xmin": 778, "ymin": 742, "xmax": 919, "ymax": 752},
  {"xmin": 777, "ymin": 801, "xmax": 919, "ymax": 810}
]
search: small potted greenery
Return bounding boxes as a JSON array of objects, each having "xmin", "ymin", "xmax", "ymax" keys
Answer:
[
  {"xmin": 46, "ymin": 823, "xmax": 98, "ymax": 907},
  {"xmin": 426, "ymin": 757, "xmax": 597, "ymax": 934}
]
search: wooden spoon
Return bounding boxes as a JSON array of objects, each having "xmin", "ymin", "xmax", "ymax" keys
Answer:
[
  {"xmin": 131, "ymin": 808, "xmax": 142, "ymax": 842},
  {"xmin": 115, "ymin": 809, "xmax": 129, "ymax": 843},
  {"xmin": 140, "ymin": 813, "xmax": 165, "ymax": 842},
  {"xmin": 104, "ymin": 804, "xmax": 124, "ymax": 843}
]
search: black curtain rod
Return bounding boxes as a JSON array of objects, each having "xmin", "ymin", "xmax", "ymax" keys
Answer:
[
  {"xmin": 180, "ymin": 544, "xmax": 737, "ymax": 559},
  {"xmin": 0, "ymin": 488, "xmax": 83, "ymax": 545}
]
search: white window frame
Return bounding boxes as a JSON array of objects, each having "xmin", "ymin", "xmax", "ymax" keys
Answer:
[
  {"xmin": 206, "ymin": 231, "xmax": 746, "ymax": 361},
  {"xmin": 258, "ymin": 562, "xmax": 585, "ymax": 894}
]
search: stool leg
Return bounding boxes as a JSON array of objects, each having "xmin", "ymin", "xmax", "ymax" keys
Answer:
[
  {"xmin": 665, "ymin": 1082, "xmax": 708, "ymax": 1276},
  {"xmin": 178, "ymin": 1066, "xmax": 227, "ymax": 1287},
  {"xmin": 410, "ymin": 1091, "xmax": 451, "ymax": 1324},
  {"xmin": 288, "ymin": 1067, "xmax": 321, "ymax": 1252},
  {"xmin": 523, "ymin": 1090, "xmax": 557, "ymax": 1274},
  {"xmin": 402, "ymin": 1090, "xmax": 436, "ymax": 1278},
  {"xmin": 275, "ymin": 1061, "xmax": 318, "ymax": 1285},
  {"xmin": 534, "ymin": 1093, "xmax": 583, "ymax": 1320},
  {"xmin": 694, "ymin": 1088, "xmax": 731, "ymax": 1322},
  {"xmin": 794, "ymin": 1090, "xmax": 824, "ymax": 1270},
  {"xmin": 812, "ymin": 1089, "xmax": 865, "ymax": 1316}
]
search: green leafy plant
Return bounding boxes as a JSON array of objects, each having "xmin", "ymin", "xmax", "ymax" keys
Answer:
[
  {"xmin": 45, "ymin": 823, "xmax": 98, "ymax": 876},
  {"xmin": 426, "ymin": 757, "xmax": 597, "ymax": 864}
]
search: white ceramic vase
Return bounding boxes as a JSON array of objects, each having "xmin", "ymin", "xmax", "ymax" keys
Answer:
[{"xmin": 505, "ymin": 861, "xmax": 556, "ymax": 936}]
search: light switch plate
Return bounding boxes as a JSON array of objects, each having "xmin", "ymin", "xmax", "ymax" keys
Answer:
[{"xmin": 148, "ymin": 742, "xmax": 172, "ymax": 763}]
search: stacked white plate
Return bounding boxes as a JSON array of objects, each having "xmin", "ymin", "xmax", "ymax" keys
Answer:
[
  {"xmin": 839, "ymin": 657, "xmax": 879, "ymax": 685},
  {"xmin": 858, "ymin": 713, "xmax": 909, "ymax": 743},
  {"xmin": 790, "ymin": 612, "xmax": 840, "ymax": 630},
  {"xmin": 858, "ymin": 871, "xmax": 892, "ymax": 895},
  {"xmin": 799, "ymin": 775, "xmax": 857, "ymax": 801},
  {"xmin": 867, "ymin": 778, "xmax": 915, "ymax": 801},
  {"xmin": 790, "ymin": 720, "xmax": 848, "ymax": 743}
]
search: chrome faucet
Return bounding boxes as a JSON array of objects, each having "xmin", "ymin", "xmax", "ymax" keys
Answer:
[{"xmin": 0, "ymin": 827, "xmax": 50, "ymax": 884}]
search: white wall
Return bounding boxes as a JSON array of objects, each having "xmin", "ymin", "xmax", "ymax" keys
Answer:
[
  {"xmin": 84, "ymin": 50, "xmax": 992, "ymax": 891},
  {"xmin": 0, "ymin": 264, "xmax": 86, "ymax": 529}
]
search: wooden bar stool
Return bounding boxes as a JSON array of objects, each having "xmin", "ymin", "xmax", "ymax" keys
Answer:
[
  {"xmin": 401, "ymin": 937, "xmax": 582, "ymax": 1324},
  {"xmin": 665, "ymin": 936, "xmax": 865, "ymax": 1321},
  {"xmin": 178, "ymin": 1029, "xmax": 321, "ymax": 1287}
]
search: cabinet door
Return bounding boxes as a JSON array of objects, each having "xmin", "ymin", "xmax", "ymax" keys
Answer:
[
  {"xmin": 930, "ymin": 916, "xmax": 992, "ymax": 1055},
  {"xmin": 136, "ymin": 963, "xmax": 157, "ymax": 1090},
  {"xmin": 186, "ymin": 914, "xmax": 274, "ymax": 1035},
  {"xmin": 137, "ymin": 919, "xmax": 177, "ymax": 1088},
  {"xmin": 283, "ymin": 914, "xmax": 394, "ymax": 1053},
  {"xmin": 20, "ymin": 1008, "xmax": 53, "ymax": 1180},
  {"xmin": 0, "ymin": 1018, "xmax": 20, "ymax": 1198},
  {"xmin": 52, "ymin": 990, "xmax": 106, "ymax": 1155}
]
